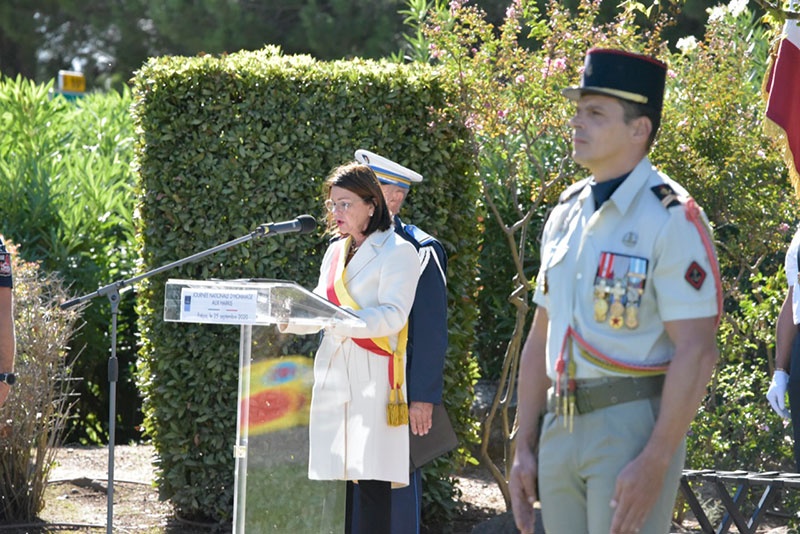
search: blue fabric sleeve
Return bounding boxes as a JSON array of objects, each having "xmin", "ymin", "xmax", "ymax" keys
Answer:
[{"xmin": 406, "ymin": 240, "xmax": 448, "ymax": 403}]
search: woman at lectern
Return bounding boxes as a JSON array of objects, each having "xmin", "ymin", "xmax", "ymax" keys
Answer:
[{"xmin": 283, "ymin": 162, "xmax": 420, "ymax": 532}]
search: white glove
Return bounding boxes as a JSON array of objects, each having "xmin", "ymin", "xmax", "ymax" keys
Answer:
[{"xmin": 767, "ymin": 370, "xmax": 791, "ymax": 419}]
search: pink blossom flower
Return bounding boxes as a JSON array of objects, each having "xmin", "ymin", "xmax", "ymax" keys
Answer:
[
  {"xmin": 756, "ymin": 149, "xmax": 766, "ymax": 158},
  {"xmin": 541, "ymin": 57, "xmax": 567, "ymax": 77},
  {"xmin": 779, "ymin": 222, "xmax": 791, "ymax": 234},
  {"xmin": 449, "ymin": 0, "xmax": 464, "ymax": 14},
  {"xmin": 667, "ymin": 70, "xmax": 677, "ymax": 79},
  {"xmin": 498, "ymin": 109, "xmax": 509, "ymax": 117},
  {"xmin": 515, "ymin": 74, "xmax": 525, "ymax": 83}
]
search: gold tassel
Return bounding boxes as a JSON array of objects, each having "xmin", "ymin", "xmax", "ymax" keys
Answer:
[{"xmin": 386, "ymin": 387, "xmax": 409, "ymax": 426}]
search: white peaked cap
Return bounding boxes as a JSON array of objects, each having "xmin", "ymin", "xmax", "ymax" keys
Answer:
[{"xmin": 355, "ymin": 149, "xmax": 423, "ymax": 189}]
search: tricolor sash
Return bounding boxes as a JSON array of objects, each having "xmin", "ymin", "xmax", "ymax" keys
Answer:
[{"xmin": 326, "ymin": 236, "xmax": 409, "ymax": 426}]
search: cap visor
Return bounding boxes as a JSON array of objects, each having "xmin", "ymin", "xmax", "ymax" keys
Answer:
[
  {"xmin": 561, "ymin": 86, "xmax": 583, "ymax": 101},
  {"xmin": 561, "ymin": 86, "xmax": 649, "ymax": 105}
]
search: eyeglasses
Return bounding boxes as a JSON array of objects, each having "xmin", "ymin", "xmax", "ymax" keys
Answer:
[{"xmin": 325, "ymin": 199, "xmax": 357, "ymax": 213}]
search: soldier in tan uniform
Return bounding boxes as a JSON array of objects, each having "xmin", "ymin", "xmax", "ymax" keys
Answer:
[{"xmin": 509, "ymin": 48, "xmax": 721, "ymax": 534}]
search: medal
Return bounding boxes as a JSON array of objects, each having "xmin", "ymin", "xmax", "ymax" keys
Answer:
[
  {"xmin": 594, "ymin": 254, "xmax": 614, "ymax": 323},
  {"xmin": 608, "ymin": 280, "xmax": 625, "ymax": 328},
  {"xmin": 594, "ymin": 297, "xmax": 609, "ymax": 321},
  {"xmin": 624, "ymin": 304, "xmax": 639, "ymax": 329},
  {"xmin": 624, "ymin": 257, "xmax": 648, "ymax": 330}
]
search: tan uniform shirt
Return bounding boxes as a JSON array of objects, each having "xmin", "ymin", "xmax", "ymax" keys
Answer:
[{"xmin": 533, "ymin": 157, "xmax": 718, "ymax": 380}]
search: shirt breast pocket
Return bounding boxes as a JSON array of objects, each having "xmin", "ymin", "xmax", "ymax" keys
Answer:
[{"xmin": 545, "ymin": 241, "xmax": 569, "ymax": 270}]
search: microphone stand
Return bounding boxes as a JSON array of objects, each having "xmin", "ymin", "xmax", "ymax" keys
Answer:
[{"xmin": 61, "ymin": 223, "xmax": 275, "ymax": 534}]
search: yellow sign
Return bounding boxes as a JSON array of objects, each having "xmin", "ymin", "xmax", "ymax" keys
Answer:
[{"xmin": 58, "ymin": 70, "xmax": 85, "ymax": 93}]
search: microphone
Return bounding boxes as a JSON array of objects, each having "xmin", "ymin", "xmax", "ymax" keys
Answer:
[{"xmin": 259, "ymin": 215, "xmax": 317, "ymax": 236}]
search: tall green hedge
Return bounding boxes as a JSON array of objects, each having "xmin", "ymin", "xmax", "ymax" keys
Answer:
[{"xmin": 131, "ymin": 47, "xmax": 480, "ymax": 522}]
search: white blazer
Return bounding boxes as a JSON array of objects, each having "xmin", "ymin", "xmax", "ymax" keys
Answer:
[{"xmin": 288, "ymin": 228, "xmax": 420, "ymax": 486}]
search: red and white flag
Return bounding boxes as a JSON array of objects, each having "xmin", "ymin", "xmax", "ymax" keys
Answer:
[{"xmin": 765, "ymin": 4, "xmax": 800, "ymax": 192}]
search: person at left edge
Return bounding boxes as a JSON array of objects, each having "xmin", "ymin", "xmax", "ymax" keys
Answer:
[
  {"xmin": 282, "ymin": 162, "xmax": 421, "ymax": 533},
  {"xmin": 350, "ymin": 149, "xmax": 449, "ymax": 534},
  {"xmin": 0, "ymin": 236, "xmax": 16, "ymax": 409}
]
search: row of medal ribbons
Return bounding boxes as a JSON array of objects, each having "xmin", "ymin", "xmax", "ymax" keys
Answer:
[{"xmin": 593, "ymin": 251, "xmax": 648, "ymax": 330}]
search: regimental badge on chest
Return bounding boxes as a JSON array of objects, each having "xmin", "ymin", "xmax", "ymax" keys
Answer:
[{"xmin": 593, "ymin": 252, "xmax": 648, "ymax": 330}]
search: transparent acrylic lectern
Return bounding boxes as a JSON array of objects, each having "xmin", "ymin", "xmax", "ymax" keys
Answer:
[{"xmin": 164, "ymin": 278, "xmax": 365, "ymax": 534}]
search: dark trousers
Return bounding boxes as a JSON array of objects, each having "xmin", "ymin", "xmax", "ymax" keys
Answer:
[
  {"xmin": 790, "ymin": 332, "xmax": 800, "ymax": 472},
  {"xmin": 349, "ymin": 469, "xmax": 423, "ymax": 534},
  {"xmin": 345, "ymin": 480, "xmax": 391, "ymax": 534}
]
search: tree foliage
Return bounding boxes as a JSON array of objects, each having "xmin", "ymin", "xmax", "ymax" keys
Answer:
[
  {"xmin": 0, "ymin": 0, "xmax": 727, "ymax": 92},
  {"xmin": 420, "ymin": 0, "xmax": 671, "ymax": 506},
  {"xmin": 419, "ymin": 0, "xmax": 793, "ymax": 513}
]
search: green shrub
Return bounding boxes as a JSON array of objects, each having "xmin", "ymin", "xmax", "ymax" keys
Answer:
[
  {"xmin": 0, "ymin": 76, "xmax": 140, "ymax": 443},
  {"xmin": 420, "ymin": 0, "xmax": 794, "ymax": 508},
  {"xmin": 0, "ymin": 241, "xmax": 83, "ymax": 521},
  {"xmin": 131, "ymin": 47, "xmax": 480, "ymax": 522}
]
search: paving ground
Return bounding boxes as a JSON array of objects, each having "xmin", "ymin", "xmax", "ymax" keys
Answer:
[{"xmin": 2, "ymin": 444, "xmax": 792, "ymax": 533}]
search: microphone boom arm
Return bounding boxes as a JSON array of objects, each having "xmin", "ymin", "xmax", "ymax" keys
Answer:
[
  {"xmin": 56, "ymin": 215, "xmax": 316, "ymax": 534},
  {"xmin": 60, "ymin": 224, "xmax": 269, "ymax": 310}
]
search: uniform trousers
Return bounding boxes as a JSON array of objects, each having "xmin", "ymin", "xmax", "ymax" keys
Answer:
[
  {"xmin": 345, "ymin": 479, "xmax": 392, "ymax": 534},
  {"xmin": 538, "ymin": 397, "xmax": 685, "ymax": 534},
  {"xmin": 789, "ymin": 332, "xmax": 800, "ymax": 471},
  {"xmin": 348, "ymin": 469, "xmax": 423, "ymax": 534}
]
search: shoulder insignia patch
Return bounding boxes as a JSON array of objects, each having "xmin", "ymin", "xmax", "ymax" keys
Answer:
[
  {"xmin": 685, "ymin": 261, "xmax": 706, "ymax": 290},
  {"xmin": 651, "ymin": 184, "xmax": 682, "ymax": 208},
  {"xmin": 405, "ymin": 224, "xmax": 435, "ymax": 246},
  {"xmin": 559, "ymin": 178, "xmax": 590, "ymax": 204}
]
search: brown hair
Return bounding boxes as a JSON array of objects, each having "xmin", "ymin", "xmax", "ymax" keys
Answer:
[
  {"xmin": 323, "ymin": 162, "xmax": 392, "ymax": 236},
  {"xmin": 619, "ymin": 99, "xmax": 660, "ymax": 150}
]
